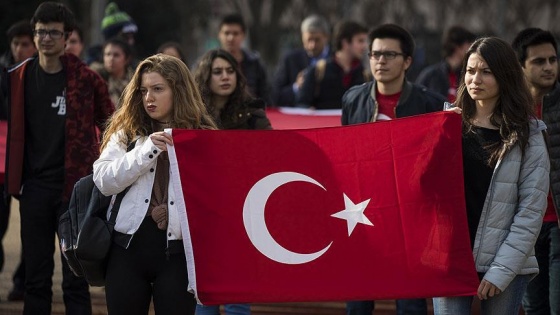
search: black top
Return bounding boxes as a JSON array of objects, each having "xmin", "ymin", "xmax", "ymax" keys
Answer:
[
  {"xmin": 462, "ymin": 125, "xmax": 502, "ymax": 248},
  {"xmin": 297, "ymin": 58, "xmax": 367, "ymax": 109},
  {"xmin": 23, "ymin": 58, "xmax": 66, "ymax": 187}
]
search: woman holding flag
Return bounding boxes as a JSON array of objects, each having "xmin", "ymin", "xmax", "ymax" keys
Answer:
[
  {"xmin": 93, "ymin": 54, "xmax": 216, "ymax": 314},
  {"xmin": 435, "ymin": 37, "xmax": 550, "ymax": 314}
]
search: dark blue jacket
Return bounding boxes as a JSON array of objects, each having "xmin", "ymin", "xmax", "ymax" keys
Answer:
[
  {"xmin": 272, "ymin": 49, "xmax": 310, "ymax": 107},
  {"xmin": 341, "ymin": 81, "xmax": 445, "ymax": 125},
  {"xmin": 240, "ymin": 49, "xmax": 271, "ymax": 106},
  {"xmin": 415, "ymin": 61, "xmax": 460, "ymax": 100},
  {"xmin": 297, "ymin": 58, "xmax": 368, "ymax": 110}
]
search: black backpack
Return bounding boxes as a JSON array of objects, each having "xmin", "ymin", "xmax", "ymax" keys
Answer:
[{"xmin": 58, "ymin": 141, "xmax": 135, "ymax": 286}]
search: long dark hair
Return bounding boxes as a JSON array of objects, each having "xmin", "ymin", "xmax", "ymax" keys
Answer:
[
  {"xmin": 193, "ymin": 49, "xmax": 253, "ymax": 112},
  {"xmin": 455, "ymin": 37, "xmax": 535, "ymax": 165}
]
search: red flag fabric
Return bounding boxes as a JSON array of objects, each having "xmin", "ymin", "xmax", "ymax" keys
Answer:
[
  {"xmin": 169, "ymin": 112, "xmax": 478, "ymax": 305},
  {"xmin": 265, "ymin": 107, "xmax": 341, "ymax": 129}
]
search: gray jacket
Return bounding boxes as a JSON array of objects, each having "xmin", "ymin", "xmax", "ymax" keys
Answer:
[{"xmin": 474, "ymin": 120, "xmax": 550, "ymax": 291}]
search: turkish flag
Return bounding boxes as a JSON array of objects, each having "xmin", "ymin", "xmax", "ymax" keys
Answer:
[{"xmin": 169, "ymin": 112, "xmax": 478, "ymax": 305}]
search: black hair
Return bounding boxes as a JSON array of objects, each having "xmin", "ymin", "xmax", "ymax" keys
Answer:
[
  {"xmin": 332, "ymin": 20, "xmax": 367, "ymax": 51},
  {"xmin": 7, "ymin": 20, "xmax": 33, "ymax": 42},
  {"xmin": 103, "ymin": 37, "xmax": 132, "ymax": 59},
  {"xmin": 71, "ymin": 25, "xmax": 83, "ymax": 42},
  {"xmin": 369, "ymin": 24, "xmax": 415, "ymax": 58},
  {"xmin": 456, "ymin": 37, "xmax": 535, "ymax": 165},
  {"xmin": 31, "ymin": 1, "xmax": 76, "ymax": 34},
  {"xmin": 511, "ymin": 28, "xmax": 558, "ymax": 65},
  {"xmin": 219, "ymin": 13, "xmax": 246, "ymax": 33},
  {"xmin": 442, "ymin": 26, "xmax": 476, "ymax": 58},
  {"xmin": 194, "ymin": 49, "xmax": 252, "ymax": 114}
]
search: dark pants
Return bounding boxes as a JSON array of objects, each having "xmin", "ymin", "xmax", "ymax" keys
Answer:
[
  {"xmin": 0, "ymin": 185, "xmax": 9, "ymax": 271},
  {"xmin": 347, "ymin": 299, "xmax": 427, "ymax": 315},
  {"xmin": 105, "ymin": 217, "xmax": 196, "ymax": 315},
  {"xmin": 522, "ymin": 222, "xmax": 560, "ymax": 315},
  {"xmin": 19, "ymin": 180, "xmax": 91, "ymax": 315},
  {"xmin": 0, "ymin": 184, "xmax": 26, "ymax": 294}
]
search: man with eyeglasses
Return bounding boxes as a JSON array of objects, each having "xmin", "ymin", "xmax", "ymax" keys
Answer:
[
  {"xmin": 4, "ymin": 2, "xmax": 114, "ymax": 314},
  {"xmin": 342, "ymin": 24, "xmax": 445, "ymax": 315}
]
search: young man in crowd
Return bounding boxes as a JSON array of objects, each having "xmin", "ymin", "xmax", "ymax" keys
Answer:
[
  {"xmin": 218, "ymin": 13, "xmax": 270, "ymax": 105},
  {"xmin": 4, "ymin": 2, "xmax": 114, "ymax": 314},
  {"xmin": 296, "ymin": 20, "xmax": 369, "ymax": 109},
  {"xmin": 0, "ymin": 18, "xmax": 37, "ymax": 303},
  {"xmin": 512, "ymin": 27, "xmax": 560, "ymax": 315},
  {"xmin": 342, "ymin": 24, "xmax": 445, "ymax": 314},
  {"xmin": 415, "ymin": 25, "xmax": 476, "ymax": 102}
]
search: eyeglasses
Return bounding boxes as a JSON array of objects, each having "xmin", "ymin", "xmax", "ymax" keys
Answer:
[
  {"xmin": 33, "ymin": 29, "xmax": 65, "ymax": 40},
  {"xmin": 368, "ymin": 51, "xmax": 405, "ymax": 60}
]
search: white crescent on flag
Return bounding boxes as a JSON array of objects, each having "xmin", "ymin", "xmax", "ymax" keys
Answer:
[{"xmin": 242, "ymin": 172, "xmax": 333, "ymax": 264}]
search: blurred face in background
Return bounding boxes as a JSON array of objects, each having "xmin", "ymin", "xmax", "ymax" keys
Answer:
[
  {"xmin": 302, "ymin": 31, "xmax": 328, "ymax": 57},
  {"xmin": 103, "ymin": 43, "xmax": 129, "ymax": 78},
  {"xmin": 522, "ymin": 43, "xmax": 558, "ymax": 92},
  {"xmin": 65, "ymin": 31, "xmax": 83, "ymax": 57},
  {"xmin": 210, "ymin": 57, "xmax": 237, "ymax": 98},
  {"xmin": 10, "ymin": 35, "xmax": 36, "ymax": 63},
  {"xmin": 218, "ymin": 23, "xmax": 245, "ymax": 54},
  {"xmin": 349, "ymin": 33, "xmax": 369, "ymax": 59},
  {"xmin": 161, "ymin": 47, "xmax": 181, "ymax": 60}
]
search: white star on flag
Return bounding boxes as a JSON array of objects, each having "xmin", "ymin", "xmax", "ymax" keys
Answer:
[{"xmin": 331, "ymin": 194, "xmax": 373, "ymax": 236}]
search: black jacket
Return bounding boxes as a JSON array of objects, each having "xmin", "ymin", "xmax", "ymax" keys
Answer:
[
  {"xmin": 341, "ymin": 81, "xmax": 445, "ymax": 125},
  {"xmin": 297, "ymin": 58, "xmax": 368, "ymax": 110},
  {"xmin": 542, "ymin": 82, "xmax": 560, "ymax": 217},
  {"xmin": 415, "ymin": 61, "xmax": 460, "ymax": 100},
  {"xmin": 272, "ymin": 49, "xmax": 311, "ymax": 107},
  {"xmin": 213, "ymin": 98, "xmax": 272, "ymax": 130},
  {"xmin": 240, "ymin": 50, "xmax": 271, "ymax": 106}
]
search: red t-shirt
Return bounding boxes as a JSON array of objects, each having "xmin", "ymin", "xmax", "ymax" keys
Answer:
[
  {"xmin": 376, "ymin": 90, "xmax": 401, "ymax": 120},
  {"xmin": 447, "ymin": 71, "xmax": 458, "ymax": 103},
  {"xmin": 535, "ymin": 101, "xmax": 543, "ymax": 119}
]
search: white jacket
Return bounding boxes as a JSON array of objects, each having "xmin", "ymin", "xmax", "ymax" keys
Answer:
[{"xmin": 93, "ymin": 131, "xmax": 182, "ymax": 242}]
